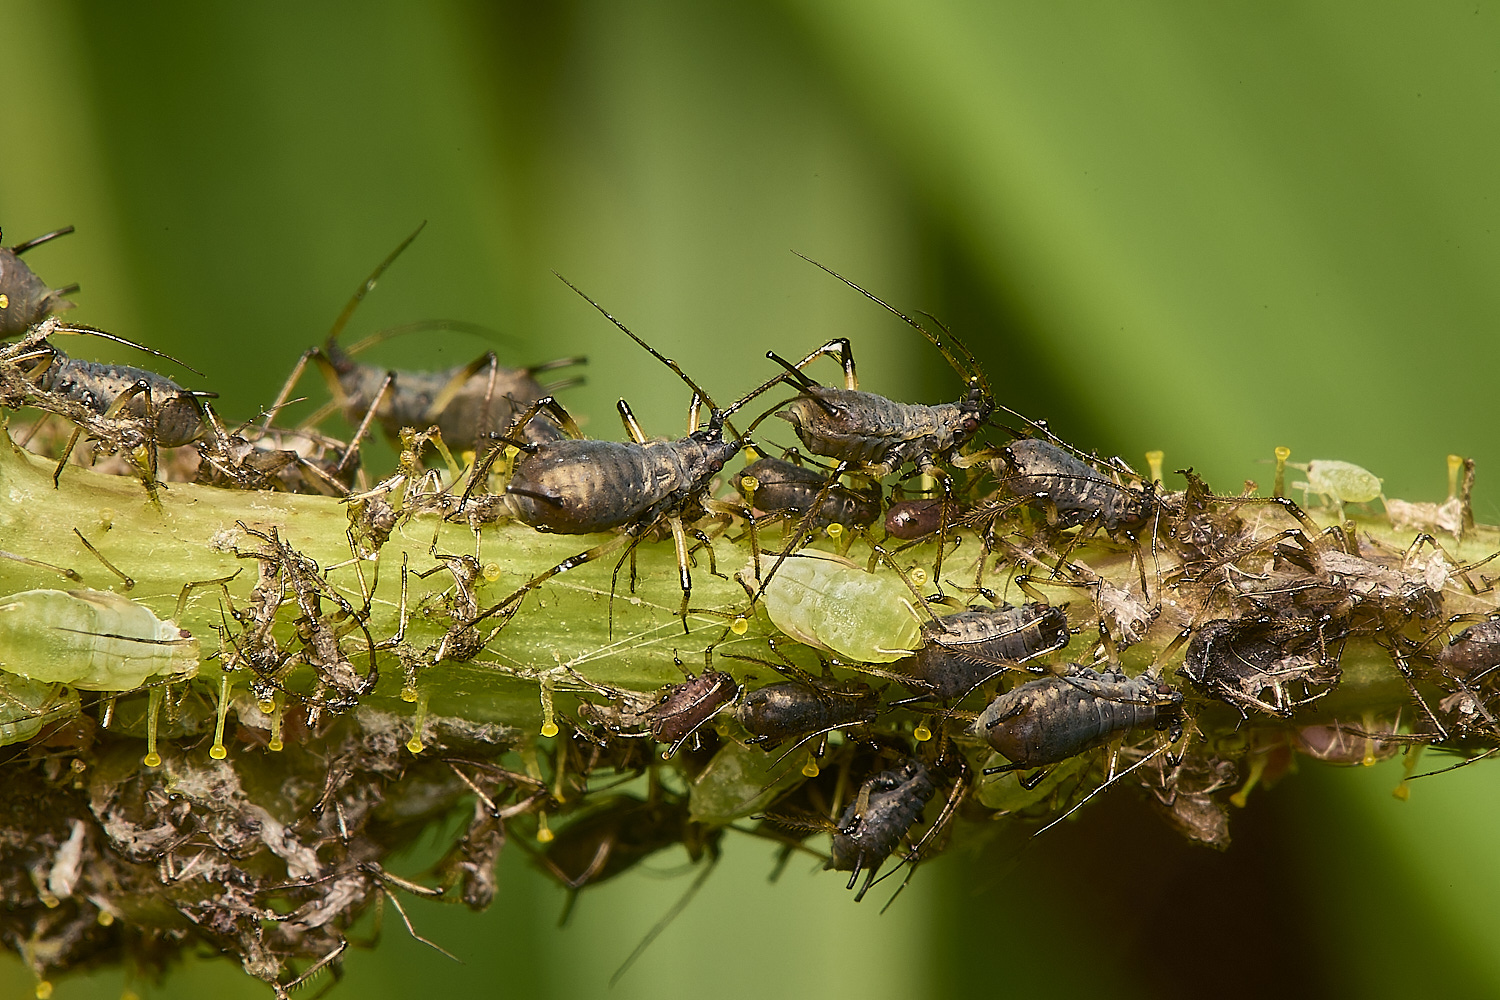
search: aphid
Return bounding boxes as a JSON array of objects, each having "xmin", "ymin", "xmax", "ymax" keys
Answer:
[
  {"xmin": 736, "ymin": 451, "xmax": 880, "ymax": 533},
  {"xmin": 271, "ymin": 224, "xmax": 584, "ymax": 452},
  {"xmin": 728, "ymin": 641, "xmax": 882, "ymax": 752},
  {"xmin": 532, "ymin": 791, "xmax": 719, "ymax": 895},
  {"xmin": 764, "ymin": 258, "xmax": 993, "ymax": 492},
  {"xmin": 578, "ymin": 667, "xmax": 739, "ymax": 758},
  {"xmin": 884, "ymin": 498, "xmax": 945, "ymax": 540},
  {"xmin": 1289, "ymin": 458, "xmax": 1382, "ymax": 516},
  {"xmin": 0, "ymin": 675, "xmax": 80, "ymax": 747},
  {"xmin": 0, "ymin": 226, "xmax": 78, "ymax": 337},
  {"xmin": 900, "ymin": 601, "xmax": 1071, "ymax": 702},
  {"xmin": 1136, "ymin": 745, "xmax": 1237, "ymax": 849},
  {"xmin": 2, "ymin": 318, "xmax": 216, "ymax": 494},
  {"xmin": 974, "ymin": 664, "xmax": 1183, "ymax": 778},
  {"xmin": 0, "ymin": 588, "xmax": 197, "ymax": 690},
  {"xmin": 1385, "ymin": 454, "xmax": 1472, "ymax": 542},
  {"xmin": 478, "ymin": 281, "xmax": 774, "ymax": 628},
  {"xmin": 1293, "ymin": 715, "xmax": 1402, "ymax": 766},
  {"xmin": 827, "ymin": 758, "xmax": 935, "ymax": 902},
  {"xmin": 990, "ymin": 437, "xmax": 1157, "ymax": 536},
  {"xmin": 1180, "ymin": 615, "xmax": 1345, "ymax": 719},
  {"xmin": 752, "ymin": 551, "xmax": 926, "ymax": 664}
]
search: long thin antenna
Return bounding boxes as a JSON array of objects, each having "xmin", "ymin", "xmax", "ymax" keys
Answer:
[{"xmin": 328, "ymin": 221, "xmax": 427, "ymax": 346}]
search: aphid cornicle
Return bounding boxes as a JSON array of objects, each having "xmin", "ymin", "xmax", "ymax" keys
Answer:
[
  {"xmin": 271, "ymin": 223, "xmax": 584, "ymax": 452},
  {"xmin": 827, "ymin": 758, "xmax": 935, "ymax": 902},
  {"xmin": 974, "ymin": 665, "xmax": 1183, "ymax": 776},
  {"xmin": 900, "ymin": 601, "xmax": 1071, "ymax": 702},
  {"xmin": 0, "ymin": 226, "xmax": 78, "ymax": 337}
]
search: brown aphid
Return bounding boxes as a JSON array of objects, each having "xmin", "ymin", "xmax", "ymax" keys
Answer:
[
  {"xmin": 1181, "ymin": 615, "xmax": 1345, "ymax": 719},
  {"xmin": 900, "ymin": 601, "xmax": 1071, "ymax": 702}
]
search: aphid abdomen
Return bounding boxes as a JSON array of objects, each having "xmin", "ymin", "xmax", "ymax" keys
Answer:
[
  {"xmin": 828, "ymin": 759, "xmax": 935, "ymax": 895},
  {"xmin": 755, "ymin": 552, "xmax": 924, "ymax": 663},
  {"xmin": 974, "ymin": 667, "xmax": 1179, "ymax": 768},
  {"xmin": 739, "ymin": 455, "xmax": 879, "ymax": 528},
  {"xmin": 735, "ymin": 678, "xmax": 876, "ymax": 748},
  {"xmin": 906, "ymin": 603, "xmax": 1070, "ymax": 699},
  {"xmin": 885, "ymin": 499, "xmax": 945, "ymax": 539},
  {"xmin": 778, "ymin": 390, "xmax": 959, "ymax": 472},
  {"xmin": 1000, "ymin": 439, "xmax": 1145, "ymax": 530},
  {"xmin": 32, "ymin": 354, "xmax": 206, "ymax": 446},
  {"xmin": 1439, "ymin": 619, "xmax": 1500, "ymax": 679},
  {"xmin": 644, "ymin": 670, "xmax": 739, "ymax": 744},
  {"xmin": 507, "ymin": 440, "xmax": 666, "ymax": 533},
  {"xmin": 0, "ymin": 589, "xmax": 198, "ymax": 690}
]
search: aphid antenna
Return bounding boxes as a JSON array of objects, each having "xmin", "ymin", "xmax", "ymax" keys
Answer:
[
  {"xmin": 9, "ymin": 225, "xmax": 75, "ymax": 255},
  {"xmin": 1032, "ymin": 739, "xmax": 1175, "ymax": 839},
  {"xmin": 326, "ymin": 221, "xmax": 427, "ymax": 347},
  {"xmin": 45, "ymin": 320, "xmax": 209, "ymax": 379},
  {"xmin": 554, "ymin": 272, "xmax": 725, "ymax": 418},
  {"xmin": 791, "ymin": 251, "xmax": 988, "ymax": 393},
  {"xmin": 608, "ymin": 853, "xmax": 719, "ymax": 988}
]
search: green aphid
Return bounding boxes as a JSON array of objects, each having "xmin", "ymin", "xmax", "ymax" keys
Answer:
[
  {"xmin": 1290, "ymin": 459, "xmax": 1383, "ymax": 514},
  {"xmin": 0, "ymin": 588, "xmax": 199, "ymax": 690},
  {"xmin": 754, "ymin": 552, "xmax": 924, "ymax": 663}
]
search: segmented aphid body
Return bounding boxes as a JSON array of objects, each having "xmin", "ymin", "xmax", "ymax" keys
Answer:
[
  {"xmin": 736, "ymin": 454, "xmax": 880, "ymax": 530},
  {"xmin": 1180, "ymin": 615, "xmax": 1344, "ymax": 719},
  {"xmin": 827, "ymin": 758, "xmax": 935, "ymax": 901},
  {"xmin": 884, "ymin": 498, "xmax": 945, "ymax": 540},
  {"xmin": 994, "ymin": 438, "xmax": 1154, "ymax": 534},
  {"xmin": 973, "ymin": 665, "xmax": 1182, "ymax": 770},
  {"xmin": 0, "ymin": 226, "xmax": 77, "ymax": 337},
  {"xmin": 734, "ymin": 675, "xmax": 880, "ymax": 750},
  {"xmin": 580, "ymin": 670, "xmax": 739, "ymax": 757},
  {"xmin": 902, "ymin": 602, "xmax": 1071, "ymax": 701},
  {"xmin": 1437, "ymin": 618, "xmax": 1500, "ymax": 683},
  {"xmin": 0, "ymin": 589, "xmax": 197, "ymax": 690}
]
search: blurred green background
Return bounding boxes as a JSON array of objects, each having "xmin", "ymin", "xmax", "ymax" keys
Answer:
[{"xmin": 3, "ymin": 1, "xmax": 1500, "ymax": 996}]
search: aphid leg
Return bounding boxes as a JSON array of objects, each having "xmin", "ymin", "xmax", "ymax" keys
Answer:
[
  {"xmin": 0, "ymin": 549, "xmax": 80, "ymax": 583},
  {"xmin": 1387, "ymin": 642, "xmax": 1450, "ymax": 741}
]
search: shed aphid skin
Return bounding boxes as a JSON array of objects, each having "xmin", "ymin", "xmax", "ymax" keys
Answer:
[
  {"xmin": 0, "ymin": 225, "xmax": 78, "ymax": 337},
  {"xmin": 194, "ymin": 402, "xmax": 362, "ymax": 496},
  {"xmin": 973, "ymin": 664, "xmax": 1183, "ymax": 785},
  {"xmin": 474, "ymin": 279, "xmax": 775, "ymax": 632},
  {"xmin": 1180, "ymin": 615, "xmax": 1346, "ymax": 719},
  {"xmin": 827, "ymin": 758, "xmax": 935, "ymax": 902},
  {"xmin": 751, "ymin": 551, "xmax": 928, "ymax": 663},
  {"xmin": 269, "ymin": 222, "xmax": 585, "ymax": 454}
]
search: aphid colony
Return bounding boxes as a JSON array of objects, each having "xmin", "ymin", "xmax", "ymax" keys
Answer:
[{"xmin": 1, "ymin": 223, "xmax": 1497, "ymax": 995}]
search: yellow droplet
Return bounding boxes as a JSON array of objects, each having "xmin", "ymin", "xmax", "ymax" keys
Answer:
[
  {"xmin": 802, "ymin": 758, "xmax": 820, "ymax": 778},
  {"xmin": 740, "ymin": 475, "xmax": 759, "ymax": 494},
  {"xmin": 97, "ymin": 508, "xmax": 115, "ymax": 531},
  {"xmin": 910, "ymin": 568, "xmax": 928, "ymax": 587},
  {"xmin": 143, "ymin": 752, "xmax": 161, "ymax": 768},
  {"xmin": 209, "ymin": 744, "xmax": 227, "ymax": 760},
  {"xmin": 40, "ymin": 893, "xmax": 59, "ymax": 910},
  {"xmin": 540, "ymin": 721, "xmax": 559, "ymax": 738},
  {"xmin": 0, "ymin": 294, "xmax": 9, "ymax": 310},
  {"xmin": 406, "ymin": 735, "xmax": 425, "ymax": 754},
  {"xmin": 96, "ymin": 909, "xmax": 115, "ymax": 927},
  {"xmin": 825, "ymin": 522, "xmax": 843, "ymax": 538},
  {"xmin": 483, "ymin": 562, "xmax": 502, "ymax": 582},
  {"xmin": 1275, "ymin": 446, "xmax": 1292, "ymax": 461},
  {"xmin": 70, "ymin": 758, "xmax": 86, "ymax": 773},
  {"xmin": 914, "ymin": 722, "xmax": 933, "ymax": 742},
  {"xmin": 536, "ymin": 813, "xmax": 555, "ymax": 843},
  {"xmin": 1145, "ymin": 449, "xmax": 1165, "ymax": 484},
  {"xmin": 257, "ymin": 699, "xmax": 275, "ymax": 714},
  {"xmin": 35, "ymin": 980, "xmax": 52, "ymax": 1000},
  {"xmin": 730, "ymin": 617, "xmax": 749, "ymax": 635},
  {"xmin": 1392, "ymin": 781, "xmax": 1410, "ymax": 801},
  {"xmin": 268, "ymin": 738, "xmax": 284, "ymax": 752},
  {"xmin": 400, "ymin": 686, "xmax": 419, "ymax": 703}
]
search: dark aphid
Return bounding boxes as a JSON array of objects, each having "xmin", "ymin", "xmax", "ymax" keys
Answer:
[
  {"xmin": 272, "ymin": 223, "xmax": 584, "ymax": 452},
  {"xmin": 900, "ymin": 601, "xmax": 1071, "ymax": 702},
  {"xmin": 1180, "ymin": 615, "xmax": 1346, "ymax": 719},
  {"xmin": 1436, "ymin": 617, "xmax": 1500, "ymax": 680},
  {"xmin": 534, "ymin": 792, "xmax": 719, "ymax": 893},
  {"xmin": 478, "ymin": 280, "xmax": 773, "ymax": 628},
  {"xmin": 884, "ymin": 498, "xmax": 945, "ymax": 540},
  {"xmin": 827, "ymin": 758, "xmax": 935, "ymax": 902},
  {"xmin": 0, "ymin": 226, "xmax": 78, "ymax": 337},
  {"xmin": 1136, "ymin": 745, "xmax": 1238, "ymax": 850},
  {"xmin": 974, "ymin": 664, "xmax": 1183, "ymax": 775},
  {"xmin": 993, "ymin": 437, "xmax": 1156, "ymax": 535},
  {"xmin": 737, "ymin": 452, "xmax": 880, "ymax": 532},
  {"xmin": 578, "ymin": 668, "xmax": 739, "ymax": 757},
  {"xmin": 734, "ymin": 676, "xmax": 880, "ymax": 750}
]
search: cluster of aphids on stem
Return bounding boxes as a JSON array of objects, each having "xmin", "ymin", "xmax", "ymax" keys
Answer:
[{"xmin": 4, "ymin": 223, "xmax": 1500, "ymax": 992}]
